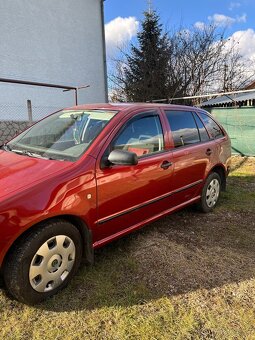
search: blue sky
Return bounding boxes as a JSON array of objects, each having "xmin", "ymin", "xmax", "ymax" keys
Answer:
[
  {"xmin": 104, "ymin": 0, "xmax": 255, "ymax": 61},
  {"xmin": 105, "ymin": 0, "xmax": 254, "ymax": 34}
]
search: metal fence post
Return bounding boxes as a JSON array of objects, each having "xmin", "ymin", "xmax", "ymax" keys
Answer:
[{"xmin": 27, "ymin": 100, "xmax": 33, "ymax": 123}]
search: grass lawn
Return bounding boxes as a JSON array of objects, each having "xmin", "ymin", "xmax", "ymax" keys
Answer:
[{"xmin": 0, "ymin": 156, "xmax": 255, "ymax": 339}]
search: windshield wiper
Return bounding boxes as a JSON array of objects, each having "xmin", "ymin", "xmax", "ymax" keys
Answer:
[
  {"xmin": 1, "ymin": 145, "xmax": 65, "ymax": 161},
  {"xmin": 10, "ymin": 149, "xmax": 53, "ymax": 160},
  {"xmin": 12, "ymin": 149, "xmax": 65, "ymax": 161}
]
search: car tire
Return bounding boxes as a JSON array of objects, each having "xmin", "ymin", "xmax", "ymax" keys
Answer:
[
  {"xmin": 3, "ymin": 219, "xmax": 82, "ymax": 305},
  {"xmin": 196, "ymin": 172, "xmax": 221, "ymax": 213}
]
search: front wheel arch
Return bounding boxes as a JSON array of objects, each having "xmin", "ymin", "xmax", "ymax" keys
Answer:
[
  {"xmin": 3, "ymin": 219, "xmax": 84, "ymax": 304},
  {"xmin": 2, "ymin": 215, "xmax": 94, "ymax": 274},
  {"xmin": 59, "ymin": 215, "xmax": 94, "ymax": 265}
]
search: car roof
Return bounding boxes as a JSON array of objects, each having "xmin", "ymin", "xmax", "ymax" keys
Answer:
[{"xmin": 64, "ymin": 102, "xmax": 200, "ymax": 112}]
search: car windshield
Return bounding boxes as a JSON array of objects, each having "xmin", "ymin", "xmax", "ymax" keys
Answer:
[{"xmin": 6, "ymin": 109, "xmax": 118, "ymax": 161}]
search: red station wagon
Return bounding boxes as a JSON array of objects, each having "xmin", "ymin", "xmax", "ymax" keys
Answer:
[{"xmin": 0, "ymin": 103, "xmax": 231, "ymax": 304}]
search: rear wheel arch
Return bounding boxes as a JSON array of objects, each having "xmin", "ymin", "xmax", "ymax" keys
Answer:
[
  {"xmin": 209, "ymin": 165, "xmax": 227, "ymax": 191},
  {"xmin": 196, "ymin": 172, "xmax": 221, "ymax": 213}
]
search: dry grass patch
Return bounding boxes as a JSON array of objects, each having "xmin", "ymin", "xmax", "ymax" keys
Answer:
[{"xmin": 0, "ymin": 156, "xmax": 255, "ymax": 339}]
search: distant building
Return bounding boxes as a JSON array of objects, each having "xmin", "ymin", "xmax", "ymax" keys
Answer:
[
  {"xmin": 200, "ymin": 92, "xmax": 255, "ymax": 108},
  {"xmin": 0, "ymin": 0, "xmax": 108, "ymax": 120},
  {"xmin": 245, "ymin": 80, "xmax": 255, "ymax": 90},
  {"xmin": 201, "ymin": 80, "xmax": 255, "ymax": 108}
]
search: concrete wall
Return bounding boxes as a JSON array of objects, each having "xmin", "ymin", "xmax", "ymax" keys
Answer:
[
  {"xmin": 0, "ymin": 121, "xmax": 31, "ymax": 145},
  {"xmin": 0, "ymin": 0, "xmax": 107, "ymax": 121}
]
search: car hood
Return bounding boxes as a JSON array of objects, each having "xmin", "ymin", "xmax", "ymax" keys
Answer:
[{"xmin": 0, "ymin": 150, "xmax": 73, "ymax": 199}]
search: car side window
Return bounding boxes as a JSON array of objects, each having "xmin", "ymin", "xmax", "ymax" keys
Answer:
[
  {"xmin": 193, "ymin": 112, "xmax": 210, "ymax": 142},
  {"xmin": 165, "ymin": 110, "xmax": 200, "ymax": 148},
  {"xmin": 112, "ymin": 114, "xmax": 164, "ymax": 157},
  {"xmin": 199, "ymin": 112, "xmax": 224, "ymax": 139}
]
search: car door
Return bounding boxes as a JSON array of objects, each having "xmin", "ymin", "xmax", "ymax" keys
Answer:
[
  {"xmin": 163, "ymin": 109, "xmax": 216, "ymax": 206},
  {"xmin": 93, "ymin": 109, "xmax": 174, "ymax": 243}
]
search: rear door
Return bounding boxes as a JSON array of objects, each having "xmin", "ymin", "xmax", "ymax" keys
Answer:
[
  {"xmin": 94, "ymin": 109, "xmax": 174, "ymax": 243},
  {"xmin": 198, "ymin": 111, "xmax": 231, "ymax": 166},
  {"xmin": 163, "ymin": 109, "xmax": 216, "ymax": 206}
]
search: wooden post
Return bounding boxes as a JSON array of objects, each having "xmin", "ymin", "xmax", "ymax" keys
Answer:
[
  {"xmin": 27, "ymin": 100, "xmax": 33, "ymax": 123},
  {"xmin": 75, "ymin": 88, "xmax": 78, "ymax": 105}
]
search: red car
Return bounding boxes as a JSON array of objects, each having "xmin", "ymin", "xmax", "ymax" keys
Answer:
[{"xmin": 0, "ymin": 103, "xmax": 231, "ymax": 304}]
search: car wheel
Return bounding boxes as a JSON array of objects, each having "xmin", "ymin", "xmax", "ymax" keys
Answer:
[
  {"xmin": 196, "ymin": 172, "xmax": 221, "ymax": 213},
  {"xmin": 3, "ymin": 219, "xmax": 82, "ymax": 305}
]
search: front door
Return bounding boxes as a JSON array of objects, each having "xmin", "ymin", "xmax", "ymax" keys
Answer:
[{"xmin": 94, "ymin": 110, "xmax": 174, "ymax": 243}]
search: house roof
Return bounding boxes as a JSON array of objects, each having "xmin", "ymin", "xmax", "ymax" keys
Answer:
[
  {"xmin": 201, "ymin": 90, "xmax": 255, "ymax": 107},
  {"xmin": 245, "ymin": 80, "xmax": 255, "ymax": 90}
]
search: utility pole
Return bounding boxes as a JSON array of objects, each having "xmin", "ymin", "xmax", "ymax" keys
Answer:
[
  {"xmin": 27, "ymin": 100, "xmax": 33, "ymax": 123},
  {"xmin": 223, "ymin": 64, "xmax": 228, "ymax": 92}
]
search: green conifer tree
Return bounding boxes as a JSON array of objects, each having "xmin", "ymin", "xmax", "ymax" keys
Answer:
[{"xmin": 124, "ymin": 10, "xmax": 170, "ymax": 102}]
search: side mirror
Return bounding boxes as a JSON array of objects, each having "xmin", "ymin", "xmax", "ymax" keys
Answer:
[{"xmin": 108, "ymin": 149, "xmax": 138, "ymax": 166}]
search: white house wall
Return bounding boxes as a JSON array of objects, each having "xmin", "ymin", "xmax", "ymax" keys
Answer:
[{"xmin": 0, "ymin": 0, "xmax": 107, "ymax": 120}]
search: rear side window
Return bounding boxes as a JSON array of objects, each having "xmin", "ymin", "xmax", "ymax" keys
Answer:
[
  {"xmin": 112, "ymin": 114, "xmax": 164, "ymax": 157},
  {"xmin": 199, "ymin": 112, "xmax": 224, "ymax": 139},
  {"xmin": 193, "ymin": 112, "xmax": 210, "ymax": 142},
  {"xmin": 165, "ymin": 111, "xmax": 200, "ymax": 148}
]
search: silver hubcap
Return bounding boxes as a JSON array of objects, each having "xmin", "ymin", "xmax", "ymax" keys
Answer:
[
  {"xmin": 29, "ymin": 235, "xmax": 76, "ymax": 293},
  {"xmin": 206, "ymin": 178, "xmax": 220, "ymax": 208}
]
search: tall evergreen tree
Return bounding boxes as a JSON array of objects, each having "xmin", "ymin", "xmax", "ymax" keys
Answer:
[{"xmin": 124, "ymin": 10, "xmax": 170, "ymax": 102}]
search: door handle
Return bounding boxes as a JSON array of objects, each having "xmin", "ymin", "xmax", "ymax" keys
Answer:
[
  {"xmin": 206, "ymin": 148, "xmax": 212, "ymax": 156},
  {"xmin": 161, "ymin": 160, "xmax": 173, "ymax": 170}
]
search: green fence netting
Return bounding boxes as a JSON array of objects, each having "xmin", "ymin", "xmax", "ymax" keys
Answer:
[{"xmin": 205, "ymin": 107, "xmax": 255, "ymax": 156}]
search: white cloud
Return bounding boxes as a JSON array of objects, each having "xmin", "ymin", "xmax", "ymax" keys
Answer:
[
  {"xmin": 208, "ymin": 13, "xmax": 247, "ymax": 27},
  {"xmin": 229, "ymin": 2, "xmax": 241, "ymax": 11},
  {"xmin": 194, "ymin": 21, "xmax": 206, "ymax": 30},
  {"xmin": 105, "ymin": 17, "xmax": 139, "ymax": 57},
  {"xmin": 236, "ymin": 14, "xmax": 247, "ymax": 23},
  {"xmin": 208, "ymin": 14, "xmax": 235, "ymax": 26},
  {"xmin": 226, "ymin": 28, "xmax": 255, "ymax": 62}
]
